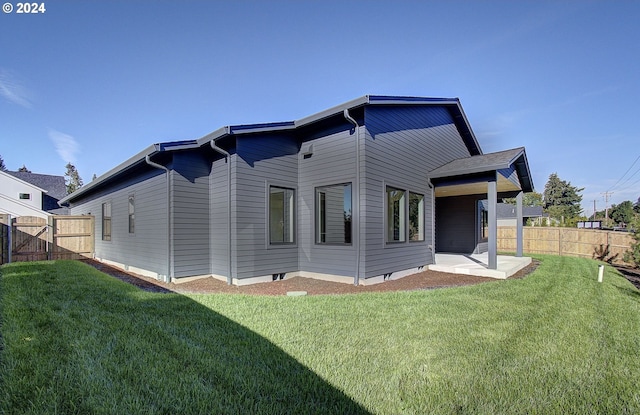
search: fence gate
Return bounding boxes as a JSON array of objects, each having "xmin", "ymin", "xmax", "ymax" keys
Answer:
[
  {"xmin": 0, "ymin": 214, "xmax": 9, "ymax": 264},
  {"xmin": 11, "ymin": 216, "xmax": 49, "ymax": 262},
  {"xmin": 0, "ymin": 215, "xmax": 95, "ymax": 265}
]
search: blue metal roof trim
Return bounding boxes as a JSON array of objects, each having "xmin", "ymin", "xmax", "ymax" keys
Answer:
[
  {"xmin": 158, "ymin": 140, "xmax": 199, "ymax": 151},
  {"xmin": 367, "ymin": 95, "xmax": 460, "ymax": 104},
  {"xmin": 228, "ymin": 121, "xmax": 296, "ymax": 133}
]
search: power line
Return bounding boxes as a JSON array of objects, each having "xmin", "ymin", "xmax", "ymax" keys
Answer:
[{"xmin": 608, "ymin": 153, "xmax": 640, "ymax": 192}]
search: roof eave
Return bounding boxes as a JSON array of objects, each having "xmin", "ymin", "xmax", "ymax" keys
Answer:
[{"xmin": 59, "ymin": 143, "xmax": 162, "ymax": 205}]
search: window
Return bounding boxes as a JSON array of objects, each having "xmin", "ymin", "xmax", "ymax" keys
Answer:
[
  {"xmin": 316, "ymin": 183, "xmax": 352, "ymax": 244},
  {"xmin": 128, "ymin": 195, "xmax": 135, "ymax": 234},
  {"xmin": 269, "ymin": 186, "xmax": 295, "ymax": 244},
  {"xmin": 479, "ymin": 201, "xmax": 489, "ymax": 240},
  {"xmin": 102, "ymin": 202, "xmax": 112, "ymax": 241},
  {"xmin": 409, "ymin": 192, "xmax": 424, "ymax": 241},
  {"xmin": 19, "ymin": 193, "xmax": 31, "ymax": 200},
  {"xmin": 386, "ymin": 187, "xmax": 406, "ymax": 242}
]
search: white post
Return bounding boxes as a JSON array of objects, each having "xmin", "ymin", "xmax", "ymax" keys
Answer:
[{"xmin": 598, "ymin": 265, "xmax": 604, "ymax": 283}]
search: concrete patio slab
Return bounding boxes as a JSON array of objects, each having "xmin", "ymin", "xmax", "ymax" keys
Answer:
[{"xmin": 429, "ymin": 253, "xmax": 532, "ymax": 279}]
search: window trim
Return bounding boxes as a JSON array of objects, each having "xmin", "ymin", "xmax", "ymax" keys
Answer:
[
  {"xmin": 386, "ymin": 186, "xmax": 406, "ymax": 243},
  {"xmin": 128, "ymin": 194, "xmax": 135, "ymax": 234},
  {"xmin": 268, "ymin": 185, "xmax": 296, "ymax": 245},
  {"xmin": 409, "ymin": 192, "xmax": 425, "ymax": 242},
  {"xmin": 102, "ymin": 201, "xmax": 112, "ymax": 241},
  {"xmin": 315, "ymin": 182, "xmax": 353, "ymax": 246}
]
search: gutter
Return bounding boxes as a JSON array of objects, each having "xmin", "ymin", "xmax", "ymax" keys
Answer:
[
  {"xmin": 210, "ymin": 140, "xmax": 233, "ymax": 285},
  {"xmin": 145, "ymin": 155, "xmax": 172, "ymax": 283},
  {"xmin": 343, "ymin": 109, "xmax": 361, "ymax": 286}
]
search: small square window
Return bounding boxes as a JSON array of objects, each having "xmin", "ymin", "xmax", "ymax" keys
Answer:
[{"xmin": 19, "ymin": 193, "xmax": 31, "ymax": 200}]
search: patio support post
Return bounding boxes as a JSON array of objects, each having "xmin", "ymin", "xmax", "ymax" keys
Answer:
[
  {"xmin": 488, "ymin": 178, "xmax": 497, "ymax": 269},
  {"xmin": 516, "ymin": 191, "xmax": 523, "ymax": 257}
]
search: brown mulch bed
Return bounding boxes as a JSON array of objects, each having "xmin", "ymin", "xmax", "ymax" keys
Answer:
[
  {"xmin": 84, "ymin": 259, "xmax": 539, "ymax": 296},
  {"xmin": 614, "ymin": 266, "xmax": 640, "ymax": 290}
]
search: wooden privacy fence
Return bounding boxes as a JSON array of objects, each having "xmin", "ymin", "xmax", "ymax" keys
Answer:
[
  {"xmin": 497, "ymin": 226, "xmax": 634, "ymax": 264},
  {"xmin": 0, "ymin": 214, "xmax": 94, "ymax": 264}
]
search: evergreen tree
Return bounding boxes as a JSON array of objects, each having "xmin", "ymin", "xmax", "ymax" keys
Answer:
[
  {"xmin": 543, "ymin": 173, "xmax": 584, "ymax": 223},
  {"xmin": 65, "ymin": 162, "xmax": 83, "ymax": 194},
  {"xmin": 609, "ymin": 201, "xmax": 634, "ymax": 225},
  {"xmin": 624, "ymin": 215, "xmax": 640, "ymax": 268},
  {"xmin": 0, "ymin": 155, "xmax": 6, "ymax": 171}
]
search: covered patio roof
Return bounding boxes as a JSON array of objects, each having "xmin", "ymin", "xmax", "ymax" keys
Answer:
[{"xmin": 428, "ymin": 147, "xmax": 533, "ymax": 197}]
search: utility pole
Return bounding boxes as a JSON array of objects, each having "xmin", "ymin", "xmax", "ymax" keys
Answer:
[
  {"xmin": 601, "ymin": 191, "xmax": 613, "ymax": 226},
  {"xmin": 592, "ymin": 199, "xmax": 597, "ymax": 220}
]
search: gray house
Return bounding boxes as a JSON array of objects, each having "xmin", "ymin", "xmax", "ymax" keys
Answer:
[{"xmin": 60, "ymin": 95, "xmax": 533, "ymax": 285}]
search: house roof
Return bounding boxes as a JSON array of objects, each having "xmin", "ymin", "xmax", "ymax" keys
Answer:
[
  {"xmin": 428, "ymin": 147, "xmax": 534, "ymax": 197},
  {"xmin": 1, "ymin": 169, "xmax": 48, "ymax": 193},
  {"xmin": 480, "ymin": 202, "xmax": 544, "ymax": 219},
  {"xmin": 7, "ymin": 171, "xmax": 67, "ymax": 201},
  {"xmin": 60, "ymin": 95, "xmax": 483, "ymax": 205}
]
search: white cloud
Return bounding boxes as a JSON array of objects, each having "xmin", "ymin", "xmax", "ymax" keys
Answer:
[
  {"xmin": 49, "ymin": 129, "xmax": 80, "ymax": 163},
  {"xmin": 0, "ymin": 69, "xmax": 32, "ymax": 108}
]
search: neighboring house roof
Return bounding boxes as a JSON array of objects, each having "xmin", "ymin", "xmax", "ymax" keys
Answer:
[
  {"xmin": 1, "ymin": 169, "xmax": 48, "ymax": 193},
  {"xmin": 481, "ymin": 202, "xmax": 544, "ymax": 219},
  {"xmin": 7, "ymin": 171, "xmax": 69, "ymax": 213},
  {"xmin": 428, "ymin": 147, "xmax": 534, "ymax": 196},
  {"xmin": 60, "ymin": 95, "xmax": 483, "ymax": 205},
  {"xmin": 0, "ymin": 169, "xmax": 50, "ymax": 218}
]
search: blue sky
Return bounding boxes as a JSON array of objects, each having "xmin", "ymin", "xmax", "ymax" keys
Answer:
[{"xmin": 1, "ymin": 0, "xmax": 639, "ymax": 216}]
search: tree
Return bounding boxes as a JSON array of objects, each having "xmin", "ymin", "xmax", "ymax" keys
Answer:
[
  {"xmin": 609, "ymin": 201, "xmax": 635, "ymax": 226},
  {"xmin": 624, "ymin": 215, "xmax": 640, "ymax": 268},
  {"xmin": 65, "ymin": 162, "xmax": 83, "ymax": 194},
  {"xmin": 0, "ymin": 155, "xmax": 6, "ymax": 171},
  {"xmin": 543, "ymin": 173, "xmax": 584, "ymax": 223},
  {"xmin": 18, "ymin": 165, "xmax": 31, "ymax": 173}
]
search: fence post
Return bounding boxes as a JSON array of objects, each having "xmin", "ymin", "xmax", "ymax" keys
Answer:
[
  {"xmin": 47, "ymin": 215, "xmax": 54, "ymax": 261},
  {"xmin": 558, "ymin": 228, "xmax": 562, "ymax": 256}
]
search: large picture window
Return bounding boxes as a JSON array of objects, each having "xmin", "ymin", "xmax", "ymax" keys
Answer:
[
  {"xmin": 386, "ymin": 187, "xmax": 406, "ymax": 242},
  {"xmin": 409, "ymin": 192, "xmax": 424, "ymax": 241},
  {"xmin": 269, "ymin": 186, "xmax": 295, "ymax": 244},
  {"xmin": 102, "ymin": 202, "xmax": 112, "ymax": 241},
  {"xmin": 316, "ymin": 183, "xmax": 352, "ymax": 244}
]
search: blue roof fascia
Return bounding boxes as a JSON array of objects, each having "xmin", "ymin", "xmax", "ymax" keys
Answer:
[
  {"xmin": 228, "ymin": 121, "xmax": 295, "ymax": 134},
  {"xmin": 367, "ymin": 95, "xmax": 460, "ymax": 104},
  {"xmin": 157, "ymin": 140, "xmax": 199, "ymax": 151}
]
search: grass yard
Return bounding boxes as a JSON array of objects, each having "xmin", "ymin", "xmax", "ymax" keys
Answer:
[{"xmin": 1, "ymin": 255, "xmax": 639, "ymax": 414}]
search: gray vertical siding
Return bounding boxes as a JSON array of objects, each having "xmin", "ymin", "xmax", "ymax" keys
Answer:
[
  {"xmin": 69, "ymin": 168, "xmax": 169, "ymax": 278},
  {"xmin": 361, "ymin": 105, "xmax": 472, "ymax": 278},
  {"xmin": 298, "ymin": 129, "xmax": 357, "ymax": 277},
  {"xmin": 171, "ymin": 152, "xmax": 211, "ymax": 278},
  {"xmin": 232, "ymin": 134, "xmax": 299, "ymax": 280}
]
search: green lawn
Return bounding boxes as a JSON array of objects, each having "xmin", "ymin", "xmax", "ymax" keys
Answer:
[{"xmin": 1, "ymin": 256, "xmax": 639, "ymax": 414}]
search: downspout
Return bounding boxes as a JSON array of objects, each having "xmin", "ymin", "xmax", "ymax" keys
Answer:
[
  {"xmin": 210, "ymin": 139, "xmax": 233, "ymax": 285},
  {"xmin": 343, "ymin": 109, "xmax": 361, "ymax": 286},
  {"xmin": 145, "ymin": 155, "xmax": 172, "ymax": 283},
  {"xmin": 427, "ymin": 179, "xmax": 435, "ymax": 264}
]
